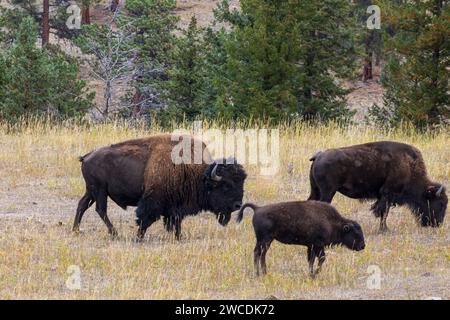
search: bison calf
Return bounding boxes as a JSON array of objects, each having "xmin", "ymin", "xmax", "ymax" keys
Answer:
[{"xmin": 236, "ymin": 201, "xmax": 365, "ymax": 277}]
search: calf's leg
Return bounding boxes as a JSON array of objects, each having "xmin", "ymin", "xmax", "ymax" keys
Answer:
[
  {"xmin": 254, "ymin": 242, "xmax": 262, "ymax": 276},
  {"xmin": 315, "ymin": 248, "xmax": 326, "ymax": 275},
  {"xmin": 307, "ymin": 246, "xmax": 316, "ymax": 277},
  {"xmin": 73, "ymin": 192, "xmax": 94, "ymax": 232},
  {"xmin": 260, "ymin": 240, "xmax": 272, "ymax": 275}
]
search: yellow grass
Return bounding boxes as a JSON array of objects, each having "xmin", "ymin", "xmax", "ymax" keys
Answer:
[{"xmin": 0, "ymin": 118, "xmax": 448, "ymax": 299}]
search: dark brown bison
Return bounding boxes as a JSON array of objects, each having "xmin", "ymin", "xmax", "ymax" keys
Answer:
[
  {"xmin": 308, "ymin": 141, "xmax": 447, "ymax": 232},
  {"xmin": 236, "ymin": 201, "xmax": 365, "ymax": 277},
  {"xmin": 73, "ymin": 134, "xmax": 247, "ymax": 240}
]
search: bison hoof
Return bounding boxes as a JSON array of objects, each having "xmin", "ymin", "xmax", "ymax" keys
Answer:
[
  {"xmin": 378, "ymin": 226, "xmax": 389, "ymax": 234},
  {"xmin": 109, "ymin": 229, "xmax": 119, "ymax": 239},
  {"xmin": 72, "ymin": 227, "xmax": 83, "ymax": 235},
  {"xmin": 371, "ymin": 201, "xmax": 388, "ymax": 217}
]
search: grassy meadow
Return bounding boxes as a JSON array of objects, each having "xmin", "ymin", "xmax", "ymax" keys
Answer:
[{"xmin": 0, "ymin": 118, "xmax": 448, "ymax": 299}]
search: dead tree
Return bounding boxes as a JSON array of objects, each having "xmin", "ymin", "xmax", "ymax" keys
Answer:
[{"xmin": 79, "ymin": 9, "xmax": 136, "ymax": 119}]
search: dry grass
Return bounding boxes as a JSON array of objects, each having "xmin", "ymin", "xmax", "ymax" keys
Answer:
[{"xmin": 0, "ymin": 118, "xmax": 449, "ymax": 299}]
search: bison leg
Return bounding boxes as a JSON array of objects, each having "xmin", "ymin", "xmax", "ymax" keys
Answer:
[
  {"xmin": 254, "ymin": 242, "xmax": 263, "ymax": 277},
  {"xmin": 308, "ymin": 172, "xmax": 321, "ymax": 201},
  {"xmin": 379, "ymin": 206, "xmax": 390, "ymax": 233},
  {"xmin": 73, "ymin": 192, "xmax": 94, "ymax": 233},
  {"xmin": 316, "ymin": 179, "xmax": 336, "ymax": 203},
  {"xmin": 164, "ymin": 216, "xmax": 183, "ymax": 240},
  {"xmin": 371, "ymin": 197, "xmax": 391, "ymax": 233},
  {"xmin": 307, "ymin": 246, "xmax": 317, "ymax": 277},
  {"xmin": 319, "ymin": 188, "xmax": 336, "ymax": 203},
  {"xmin": 315, "ymin": 247, "xmax": 326, "ymax": 275},
  {"xmin": 260, "ymin": 240, "xmax": 272, "ymax": 276},
  {"xmin": 163, "ymin": 216, "xmax": 174, "ymax": 232},
  {"xmin": 174, "ymin": 217, "xmax": 182, "ymax": 241},
  {"xmin": 95, "ymin": 188, "xmax": 117, "ymax": 237}
]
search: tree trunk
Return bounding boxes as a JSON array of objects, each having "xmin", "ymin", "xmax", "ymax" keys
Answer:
[
  {"xmin": 42, "ymin": 0, "xmax": 50, "ymax": 46},
  {"xmin": 131, "ymin": 88, "xmax": 143, "ymax": 117},
  {"xmin": 104, "ymin": 80, "xmax": 111, "ymax": 119},
  {"xmin": 363, "ymin": 54, "xmax": 373, "ymax": 81},
  {"xmin": 81, "ymin": 5, "xmax": 91, "ymax": 25},
  {"xmin": 110, "ymin": 0, "xmax": 120, "ymax": 12}
]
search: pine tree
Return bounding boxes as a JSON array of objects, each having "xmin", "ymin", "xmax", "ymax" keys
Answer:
[
  {"xmin": 374, "ymin": 0, "xmax": 449, "ymax": 127},
  {"xmin": 120, "ymin": 0, "xmax": 178, "ymax": 116},
  {"xmin": 0, "ymin": 0, "xmax": 99, "ymax": 43},
  {"xmin": 163, "ymin": 16, "xmax": 205, "ymax": 120},
  {"xmin": 0, "ymin": 17, "xmax": 94, "ymax": 121},
  {"xmin": 218, "ymin": 0, "xmax": 359, "ymax": 121}
]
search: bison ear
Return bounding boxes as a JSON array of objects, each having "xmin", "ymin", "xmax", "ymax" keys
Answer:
[
  {"xmin": 424, "ymin": 185, "xmax": 444, "ymax": 199},
  {"xmin": 343, "ymin": 224, "xmax": 351, "ymax": 233}
]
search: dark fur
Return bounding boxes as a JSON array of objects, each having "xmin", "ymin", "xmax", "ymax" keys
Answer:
[
  {"xmin": 308, "ymin": 141, "xmax": 447, "ymax": 231},
  {"xmin": 237, "ymin": 201, "xmax": 365, "ymax": 277},
  {"xmin": 73, "ymin": 134, "xmax": 247, "ymax": 240}
]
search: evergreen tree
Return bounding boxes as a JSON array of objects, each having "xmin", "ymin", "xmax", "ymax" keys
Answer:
[
  {"xmin": 218, "ymin": 0, "xmax": 359, "ymax": 121},
  {"xmin": 0, "ymin": 17, "xmax": 94, "ymax": 121},
  {"xmin": 164, "ymin": 16, "xmax": 206, "ymax": 120},
  {"xmin": 372, "ymin": 0, "xmax": 449, "ymax": 127},
  {"xmin": 120, "ymin": 0, "xmax": 178, "ymax": 116},
  {"xmin": 0, "ymin": 0, "xmax": 99, "ymax": 43}
]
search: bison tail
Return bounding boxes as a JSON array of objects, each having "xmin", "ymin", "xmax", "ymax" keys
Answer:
[
  {"xmin": 309, "ymin": 151, "xmax": 322, "ymax": 161},
  {"xmin": 236, "ymin": 203, "xmax": 258, "ymax": 223},
  {"xmin": 78, "ymin": 152, "xmax": 92, "ymax": 162}
]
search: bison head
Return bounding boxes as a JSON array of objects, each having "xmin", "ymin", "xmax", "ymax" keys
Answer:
[
  {"xmin": 203, "ymin": 159, "xmax": 247, "ymax": 226},
  {"xmin": 420, "ymin": 184, "xmax": 448, "ymax": 227},
  {"xmin": 341, "ymin": 221, "xmax": 365, "ymax": 251}
]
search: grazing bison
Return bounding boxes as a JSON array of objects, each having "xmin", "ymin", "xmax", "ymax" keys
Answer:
[
  {"xmin": 73, "ymin": 134, "xmax": 247, "ymax": 240},
  {"xmin": 236, "ymin": 201, "xmax": 365, "ymax": 277},
  {"xmin": 308, "ymin": 141, "xmax": 447, "ymax": 232}
]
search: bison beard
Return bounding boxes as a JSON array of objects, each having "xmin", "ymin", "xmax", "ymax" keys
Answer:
[
  {"xmin": 73, "ymin": 134, "xmax": 247, "ymax": 240},
  {"xmin": 308, "ymin": 141, "xmax": 448, "ymax": 232}
]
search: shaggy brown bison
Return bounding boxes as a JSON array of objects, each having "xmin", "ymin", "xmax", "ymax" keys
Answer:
[
  {"xmin": 73, "ymin": 134, "xmax": 247, "ymax": 240},
  {"xmin": 236, "ymin": 201, "xmax": 365, "ymax": 277},
  {"xmin": 308, "ymin": 141, "xmax": 447, "ymax": 232}
]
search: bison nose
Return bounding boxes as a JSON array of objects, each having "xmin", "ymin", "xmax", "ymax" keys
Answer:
[
  {"xmin": 359, "ymin": 243, "xmax": 365, "ymax": 251},
  {"xmin": 233, "ymin": 201, "xmax": 242, "ymax": 210}
]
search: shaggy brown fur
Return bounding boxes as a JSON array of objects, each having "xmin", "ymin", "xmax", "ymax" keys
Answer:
[
  {"xmin": 73, "ymin": 134, "xmax": 247, "ymax": 240},
  {"xmin": 237, "ymin": 201, "xmax": 365, "ymax": 277},
  {"xmin": 308, "ymin": 141, "xmax": 447, "ymax": 232}
]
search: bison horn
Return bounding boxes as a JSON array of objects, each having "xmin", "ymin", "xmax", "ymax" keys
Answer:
[
  {"xmin": 211, "ymin": 163, "xmax": 222, "ymax": 182},
  {"xmin": 436, "ymin": 185, "xmax": 444, "ymax": 197}
]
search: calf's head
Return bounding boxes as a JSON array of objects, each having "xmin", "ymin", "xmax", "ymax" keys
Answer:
[
  {"xmin": 421, "ymin": 184, "xmax": 447, "ymax": 227},
  {"xmin": 203, "ymin": 159, "xmax": 247, "ymax": 226},
  {"xmin": 341, "ymin": 221, "xmax": 365, "ymax": 251}
]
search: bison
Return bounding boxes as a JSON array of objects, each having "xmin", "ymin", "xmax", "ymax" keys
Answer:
[
  {"xmin": 236, "ymin": 201, "xmax": 365, "ymax": 277},
  {"xmin": 308, "ymin": 141, "xmax": 447, "ymax": 232},
  {"xmin": 73, "ymin": 134, "xmax": 247, "ymax": 240}
]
